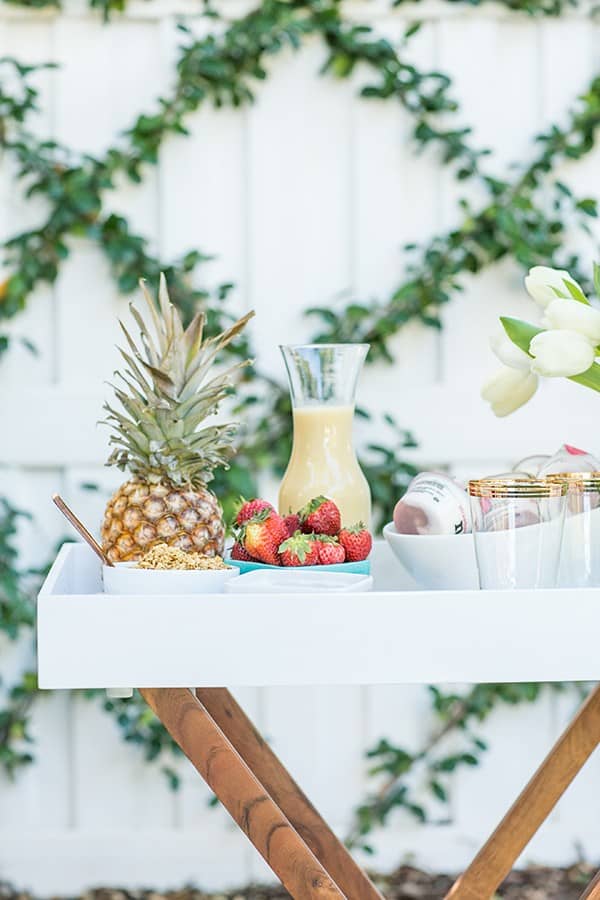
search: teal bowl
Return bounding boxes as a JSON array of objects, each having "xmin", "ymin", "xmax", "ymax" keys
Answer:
[{"xmin": 223, "ymin": 553, "xmax": 370, "ymax": 576}]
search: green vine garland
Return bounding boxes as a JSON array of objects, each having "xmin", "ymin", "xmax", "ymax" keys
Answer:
[
  {"xmin": 347, "ymin": 682, "xmax": 583, "ymax": 852},
  {"xmin": 0, "ymin": 0, "xmax": 597, "ymax": 848},
  {"xmin": 0, "ymin": 499, "xmax": 38, "ymax": 777},
  {"xmin": 2, "ymin": 0, "xmax": 135, "ymax": 19}
]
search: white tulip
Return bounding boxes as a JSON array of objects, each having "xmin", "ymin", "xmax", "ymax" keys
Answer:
[
  {"xmin": 481, "ymin": 366, "xmax": 538, "ymax": 417},
  {"xmin": 524, "ymin": 266, "xmax": 584, "ymax": 309},
  {"xmin": 544, "ymin": 298, "xmax": 600, "ymax": 344},
  {"xmin": 529, "ymin": 329, "xmax": 596, "ymax": 377},
  {"xmin": 489, "ymin": 328, "xmax": 531, "ymax": 370}
]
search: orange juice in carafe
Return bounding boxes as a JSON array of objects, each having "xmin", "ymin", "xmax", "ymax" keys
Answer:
[
  {"xmin": 278, "ymin": 345, "xmax": 371, "ymax": 527},
  {"xmin": 279, "ymin": 405, "xmax": 371, "ymax": 525}
]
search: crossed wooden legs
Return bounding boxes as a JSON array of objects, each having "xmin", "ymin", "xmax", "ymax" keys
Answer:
[
  {"xmin": 140, "ymin": 687, "xmax": 383, "ymax": 900},
  {"xmin": 446, "ymin": 684, "xmax": 600, "ymax": 900},
  {"xmin": 140, "ymin": 685, "xmax": 600, "ymax": 900},
  {"xmin": 195, "ymin": 687, "xmax": 382, "ymax": 899}
]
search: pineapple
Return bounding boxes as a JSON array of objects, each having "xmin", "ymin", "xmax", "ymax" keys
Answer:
[{"xmin": 101, "ymin": 274, "xmax": 253, "ymax": 563}]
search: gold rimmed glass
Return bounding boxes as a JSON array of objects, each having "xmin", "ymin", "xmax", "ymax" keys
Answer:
[
  {"xmin": 469, "ymin": 479, "xmax": 567, "ymax": 498},
  {"xmin": 545, "ymin": 472, "xmax": 600, "ymax": 491},
  {"xmin": 545, "ymin": 473, "xmax": 600, "ymax": 587},
  {"xmin": 468, "ymin": 478, "xmax": 567, "ymax": 590}
]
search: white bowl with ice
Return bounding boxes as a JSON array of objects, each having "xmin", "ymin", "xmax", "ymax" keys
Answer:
[
  {"xmin": 383, "ymin": 522, "xmax": 478, "ymax": 590},
  {"xmin": 383, "ymin": 472, "xmax": 478, "ymax": 590}
]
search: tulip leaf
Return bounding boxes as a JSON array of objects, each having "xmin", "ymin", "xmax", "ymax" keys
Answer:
[
  {"xmin": 500, "ymin": 315, "xmax": 600, "ymax": 393},
  {"xmin": 500, "ymin": 316, "xmax": 541, "ymax": 355},
  {"xmin": 594, "ymin": 262, "xmax": 600, "ymax": 298},
  {"xmin": 570, "ymin": 362, "xmax": 600, "ymax": 392},
  {"xmin": 563, "ymin": 279, "xmax": 589, "ymax": 305}
]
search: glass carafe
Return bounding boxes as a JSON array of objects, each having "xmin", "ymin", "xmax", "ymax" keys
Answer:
[{"xmin": 278, "ymin": 343, "xmax": 371, "ymax": 527}]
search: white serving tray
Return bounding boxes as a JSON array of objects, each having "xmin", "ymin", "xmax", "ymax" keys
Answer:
[{"xmin": 37, "ymin": 542, "xmax": 600, "ymax": 689}]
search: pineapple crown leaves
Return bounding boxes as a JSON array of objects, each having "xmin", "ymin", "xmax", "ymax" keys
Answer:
[{"xmin": 101, "ymin": 273, "xmax": 255, "ymax": 488}]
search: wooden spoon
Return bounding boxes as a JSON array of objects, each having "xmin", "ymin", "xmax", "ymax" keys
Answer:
[{"xmin": 52, "ymin": 493, "xmax": 113, "ymax": 567}]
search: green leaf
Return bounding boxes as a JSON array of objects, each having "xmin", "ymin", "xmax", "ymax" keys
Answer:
[
  {"xmin": 500, "ymin": 316, "xmax": 541, "ymax": 355},
  {"xmin": 404, "ymin": 21, "xmax": 422, "ymax": 39},
  {"xmin": 576, "ymin": 197, "xmax": 598, "ymax": 217},
  {"xmin": 161, "ymin": 765, "xmax": 181, "ymax": 790},
  {"xmin": 593, "ymin": 262, "xmax": 600, "ymax": 298},
  {"xmin": 563, "ymin": 279, "xmax": 589, "ymax": 305},
  {"xmin": 430, "ymin": 779, "xmax": 448, "ymax": 803},
  {"xmin": 569, "ymin": 363, "xmax": 600, "ymax": 393}
]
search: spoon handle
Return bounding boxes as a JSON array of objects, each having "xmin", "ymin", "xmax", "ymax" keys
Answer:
[{"xmin": 52, "ymin": 493, "xmax": 113, "ymax": 567}]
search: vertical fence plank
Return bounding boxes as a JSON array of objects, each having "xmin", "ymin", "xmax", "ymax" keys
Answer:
[
  {"xmin": 159, "ymin": 20, "xmax": 248, "ymax": 313},
  {"xmin": 451, "ymin": 689, "xmax": 558, "ymax": 866},
  {"xmin": 69, "ymin": 691, "xmax": 177, "ymax": 831},
  {"xmin": 52, "ymin": 17, "xmax": 162, "ymax": 389},
  {"xmin": 0, "ymin": 468, "xmax": 71, "ymax": 831},
  {"xmin": 258, "ymin": 687, "xmax": 365, "ymax": 829},
  {"xmin": 0, "ymin": 21, "xmax": 56, "ymax": 387},
  {"xmin": 246, "ymin": 42, "xmax": 355, "ymax": 377},
  {"xmin": 361, "ymin": 683, "xmax": 451, "ymax": 869},
  {"xmin": 438, "ymin": 17, "xmax": 544, "ymax": 399},
  {"xmin": 352, "ymin": 16, "xmax": 440, "ymax": 431},
  {"xmin": 540, "ymin": 21, "xmax": 600, "ymax": 267}
]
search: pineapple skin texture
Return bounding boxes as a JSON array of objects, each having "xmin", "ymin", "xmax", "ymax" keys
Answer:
[{"xmin": 101, "ymin": 480, "xmax": 225, "ymax": 563}]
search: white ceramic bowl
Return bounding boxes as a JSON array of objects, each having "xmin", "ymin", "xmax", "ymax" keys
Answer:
[
  {"xmin": 383, "ymin": 521, "xmax": 478, "ymax": 590},
  {"xmin": 224, "ymin": 569, "xmax": 373, "ymax": 594},
  {"xmin": 102, "ymin": 562, "xmax": 240, "ymax": 595}
]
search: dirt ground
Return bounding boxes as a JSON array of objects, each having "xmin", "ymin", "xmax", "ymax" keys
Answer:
[{"xmin": 3, "ymin": 864, "xmax": 596, "ymax": 900}]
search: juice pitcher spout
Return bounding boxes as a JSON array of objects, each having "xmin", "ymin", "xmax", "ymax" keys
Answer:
[{"xmin": 279, "ymin": 343, "xmax": 369, "ymax": 407}]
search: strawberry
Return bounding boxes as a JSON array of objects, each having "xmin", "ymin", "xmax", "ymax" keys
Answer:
[
  {"xmin": 278, "ymin": 532, "xmax": 320, "ymax": 567},
  {"xmin": 338, "ymin": 523, "xmax": 372, "ymax": 561},
  {"xmin": 316, "ymin": 536, "xmax": 346, "ymax": 566},
  {"xmin": 230, "ymin": 542, "xmax": 256, "ymax": 562},
  {"xmin": 299, "ymin": 495, "xmax": 341, "ymax": 536},
  {"xmin": 283, "ymin": 513, "xmax": 301, "ymax": 536},
  {"xmin": 241, "ymin": 509, "xmax": 288, "ymax": 566},
  {"xmin": 235, "ymin": 497, "xmax": 274, "ymax": 527}
]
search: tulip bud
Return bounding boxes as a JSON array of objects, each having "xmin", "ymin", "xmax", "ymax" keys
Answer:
[
  {"xmin": 529, "ymin": 329, "xmax": 596, "ymax": 377},
  {"xmin": 481, "ymin": 366, "xmax": 538, "ymax": 417},
  {"xmin": 490, "ymin": 328, "xmax": 531, "ymax": 370},
  {"xmin": 524, "ymin": 266, "xmax": 585, "ymax": 309},
  {"xmin": 543, "ymin": 298, "xmax": 600, "ymax": 344}
]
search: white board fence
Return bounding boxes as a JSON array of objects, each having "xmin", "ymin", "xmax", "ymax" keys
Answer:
[{"xmin": 1, "ymin": 0, "xmax": 600, "ymax": 892}]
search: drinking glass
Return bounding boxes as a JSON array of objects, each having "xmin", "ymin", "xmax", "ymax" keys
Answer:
[
  {"xmin": 545, "ymin": 473, "xmax": 600, "ymax": 587},
  {"xmin": 279, "ymin": 343, "xmax": 371, "ymax": 527},
  {"xmin": 468, "ymin": 478, "xmax": 567, "ymax": 590}
]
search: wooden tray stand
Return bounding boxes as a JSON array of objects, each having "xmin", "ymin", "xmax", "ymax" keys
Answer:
[
  {"xmin": 37, "ymin": 545, "xmax": 600, "ymax": 899},
  {"xmin": 140, "ymin": 684, "xmax": 600, "ymax": 900}
]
